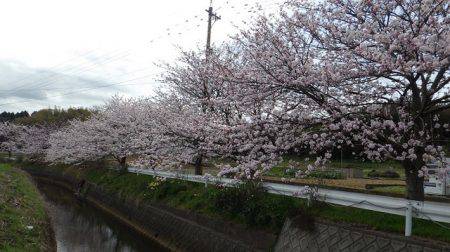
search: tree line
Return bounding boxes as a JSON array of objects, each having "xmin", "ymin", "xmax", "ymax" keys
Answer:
[
  {"xmin": 0, "ymin": 111, "xmax": 29, "ymax": 122},
  {"xmin": 0, "ymin": 108, "xmax": 91, "ymax": 126}
]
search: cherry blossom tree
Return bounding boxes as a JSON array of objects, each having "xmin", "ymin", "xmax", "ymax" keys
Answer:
[
  {"xmin": 0, "ymin": 122, "xmax": 26, "ymax": 158},
  {"xmin": 147, "ymin": 93, "xmax": 221, "ymax": 175},
  {"xmin": 159, "ymin": 45, "xmax": 316, "ymax": 178},
  {"xmin": 1, "ymin": 121, "xmax": 74, "ymax": 163},
  {"xmin": 47, "ymin": 96, "xmax": 156, "ymax": 172},
  {"xmin": 0, "ymin": 108, "xmax": 93, "ymax": 162},
  {"xmin": 19, "ymin": 125, "xmax": 53, "ymax": 161},
  {"xmin": 157, "ymin": 48, "xmax": 244, "ymax": 175},
  {"xmin": 208, "ymin": 0, "xmax": 449, "ymax": 200}
]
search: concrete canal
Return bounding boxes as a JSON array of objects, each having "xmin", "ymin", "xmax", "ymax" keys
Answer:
[{"xmin": 35, "ymin": 179, "xmax": 168, "ymax": 252}]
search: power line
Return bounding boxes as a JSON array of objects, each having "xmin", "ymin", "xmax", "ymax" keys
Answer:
[
  {"xmin": 35, "ymin": 66, "xmax": 152, "ymax": 92},
  {"xmin": 2, "ymin": 51, "xmax": 133, "ymax": 96},
  {"xmin": 0, "ymin": 74, "xmax": 154, "ymax": 107},
  {"xmin": 1, "ymin": 1, "xmax": 283, "ymax": 109},
  {"xmin": 1, "ymin": 11, "xmax": 205, "ymax": 97},
  {"xmin": 0, "ymin": 50, "xmax": 97, "ymax": 92}
]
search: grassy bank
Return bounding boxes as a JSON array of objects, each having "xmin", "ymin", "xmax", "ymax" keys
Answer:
[
  {"xmin": 22, "ymin": 162, "xmax": 450, "ymax": 244},
  {"xmin": 0, "ymin": 164, "xmax": 54, "ymax": 251}
]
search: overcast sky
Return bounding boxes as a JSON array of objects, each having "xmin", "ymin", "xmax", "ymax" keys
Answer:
[{"xmin": 0, "ymin": 0, "xmax": 283, "ymax": 112}]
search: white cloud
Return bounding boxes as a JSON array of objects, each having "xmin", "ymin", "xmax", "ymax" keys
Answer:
[{"xmin": 0, "ymin": 0, "xmax": 283, "ymax": 112}]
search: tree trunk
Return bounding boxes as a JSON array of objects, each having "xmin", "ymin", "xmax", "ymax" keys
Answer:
[
  {"xmin": 118, "ymin": 157, "xmax": 128, "ymax": 173},
  {"xmin": 403, "ymin": 160, "xmax": 425, "ymax": 201},
  {"xmin": 194, "ymin": 155, "xmax": 203, "ymax": 175},
  {"xmin": 8, "ymin": 151, "xmax": 11, "ymax": 158}
]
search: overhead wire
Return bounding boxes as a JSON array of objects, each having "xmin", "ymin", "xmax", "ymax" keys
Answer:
[
  {"xmin": 37, "ymin": 66, "xmax": 153, "ymax": 92},
  {"xmin": 2, "ymin": 5, "xmax": 204, "ymax": 91},
  {"xmin": 5, "ymin": 1, "xmax": 261, "ymax": 96},
  {"xmin": 2, "ymin": 10, "xmax": 205, "ymax": 100},
  {"xmin": 0, "ymin": 10, "xmax": 208, "ymax": 108},
  {"xmin": 3, "ymin": 51, "xmax": 134, "ymax": 96},
  {"xmin": 0, "ymin": 74, "xmax": 155, "ymax": 107},
  {"xmin": 0, "ymin": 50, "xmax": 97, "ymax": 92},
  {"xmin": 1, "ymin": 5, "xmax": 208, "ymax": 95},
  {"xmin": 2, "ymin": 1, "xmax": 282, "ymax": 108}
]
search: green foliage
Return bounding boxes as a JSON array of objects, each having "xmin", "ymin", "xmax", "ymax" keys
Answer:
[
  {"xmin": 283, "ymin": 168, "xmax": 297, "ymax": 177},
  {"xmin": 279, "ymin": 167, "xmax": 344, "ymax": 180},
  {"xmin": 369, "ymin": 185, "xmax": 406, "ymax": 195},
  {"xmin": 151, "ymin": 179, "xmax": 188, "ymax": 200},
  {"xmin": 307, "ymin": 170, "xmax": 344, "ymax": 179},
  {"xmin": 213, "ymin": 181, "xmax": 266, "ymax": 224},
  {"xmin": 274, "ymin": 167, "xmax": 344, "ymax": 180},
  {"xmin": 14, "ymin": 107, "xmax": 92, "ymax": 127},
  {"xmin": 212, "ymin": 181, "xmax": 301, "ymax": 229},
  {"xmin": 268, "ymin": 156, "xmax": 405, "ymax": 179},
  {"xmin": 368, "ymin": 169, "xmax": 400, "ymax": 178},
  {"xmin": 0, "ymin": 111, "xmax": 29, "ymax": 123},
  {"xmin": 287, "ymin": 208, "xmax": 316, "ymax": 231}
]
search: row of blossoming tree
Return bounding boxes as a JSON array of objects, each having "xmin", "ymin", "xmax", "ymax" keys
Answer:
[{"xmin": 1, "ymin": 0, "xmax": 448, "ymax": 201}]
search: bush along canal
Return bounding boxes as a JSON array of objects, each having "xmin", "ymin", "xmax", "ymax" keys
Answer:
[{"xmin": 17, "ymin": 163, "xmax": 450, "ymax": 251}]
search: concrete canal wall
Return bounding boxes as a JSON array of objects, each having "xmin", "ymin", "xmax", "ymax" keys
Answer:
[
  {"xmin": 27, "ymin": 169, "xmax": 275, "ymax": 252},
  {"xmin": 274, "ymin": 218, "xmax": 450, "ymax": 252}
]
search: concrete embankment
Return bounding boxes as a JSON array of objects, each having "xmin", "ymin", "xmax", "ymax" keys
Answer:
[
  {"xmin": 274, "ymin": 218, "xmax": 450, "ymax": 251},
  {"xmin": 26, "ymin": 168, "xmax": 275, "ymax": 252}
]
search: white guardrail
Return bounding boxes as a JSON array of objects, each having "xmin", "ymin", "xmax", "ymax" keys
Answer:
[{"xmin": 128, "ymin": 167, "xmax": 450, "ymax": 234}]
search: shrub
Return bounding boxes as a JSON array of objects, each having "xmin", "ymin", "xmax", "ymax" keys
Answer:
[
  {"xmin": 368, "ymin": 170, "xmax": 400, "ymax": 179},
  {"xmin": 367, "ymin": 170, "xmax": 381, "ymax": 178},
  {"xmin": 307, "ymin": 170, "xmax": 344, "ymax": 179},
  {"xmin": 213, "ymin": 181, "xmax": 266, "ymax": 224},
  {"xmin": 382, "ymin": 170, "xmax": 400, "ymax": 178},
  {"xmin": 152, "ymin": 179, "xmax": 188, "ymax": 199},
  {"xmin": 212, "ymin": 181, "xmax": 301, "ymax": 229},
  {"xmin": 288, "ymin": 208, "xmax": 316, "ymax": 231},
  {"xmin": 284, "ymin": 168, "xmax": 298, "ymax": 177}
]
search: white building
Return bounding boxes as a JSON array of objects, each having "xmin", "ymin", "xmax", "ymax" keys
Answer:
[{"xmin": 424, "ymin": 158, "xmax": 450, "ymax": 196}]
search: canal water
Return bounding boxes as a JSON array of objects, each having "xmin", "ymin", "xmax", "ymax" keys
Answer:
[{"xmin": 35, "ymin": 180, "xmax": 169, "ymax": 252}]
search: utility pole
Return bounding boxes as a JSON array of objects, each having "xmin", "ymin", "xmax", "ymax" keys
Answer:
[
  {"xmin": 202, "ymin": 0, "xmax": 220, "ymax": 107},
  {"xmin": 193, "ymin": 1, "xmax": 221, "ymax": 177},
  {"xmin": 205, "ymin": 0, "xmax": 220, "ymax": 56}
]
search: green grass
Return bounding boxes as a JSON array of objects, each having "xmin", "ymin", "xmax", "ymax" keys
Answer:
[
  {"xmin": 22, "ymin": 163, "xmax": 450, "ymax": 243},
  {"xmin": 267, "ymin": 156, "xmax": 404, "ymax": 179},
  {"xmin": 369, "ymin": 185, "xmax": 406, "ymax": 195},
  {"xmin": 0, "ymin": 164, "xmax": 53, "ymax": 251}
]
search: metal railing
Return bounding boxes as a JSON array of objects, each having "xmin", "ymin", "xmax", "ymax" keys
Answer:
[{"xmin": 128, "ymin": 167, "xmax": 450, "ymax": 235}]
